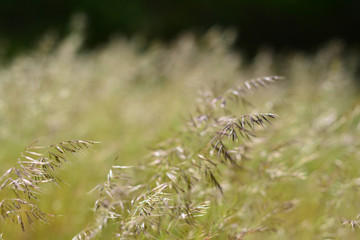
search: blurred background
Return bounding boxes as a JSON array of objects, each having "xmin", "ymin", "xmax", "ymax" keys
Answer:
[
  {"xmin": 1, "ymin": 1, "xmax": 360, "ymax": 239},
  {"xmin": 1, "ymin": 0, "xmax": 360, "ymax": 58}
]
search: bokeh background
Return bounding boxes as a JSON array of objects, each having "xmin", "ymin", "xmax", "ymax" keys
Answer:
[
  {"xmin": 1, "ymin": 1, "xmax": 360, "ymax": 239},
  {"xmin": 1, "ymin": 0, "xmax": 360, "ymax": 57}
]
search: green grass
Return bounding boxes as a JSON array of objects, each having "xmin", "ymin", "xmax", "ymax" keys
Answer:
[{"xmin": 0, "ymin": 28, "xmax": 359, "ymax": 239}]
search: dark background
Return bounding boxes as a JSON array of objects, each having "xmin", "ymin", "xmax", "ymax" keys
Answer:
[{"xmin": 1, "ymin": 0, "xmax": 360, "ymax": 57}]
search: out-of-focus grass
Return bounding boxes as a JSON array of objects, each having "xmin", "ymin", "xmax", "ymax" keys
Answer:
[{"xmin": 0, "ymin": 25, "xmax": 359, "ymax": 239}]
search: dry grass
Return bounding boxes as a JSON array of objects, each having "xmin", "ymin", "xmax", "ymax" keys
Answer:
[{"xmin": 0, "ymin": 23, "xmax": 359, "ymax": 239}]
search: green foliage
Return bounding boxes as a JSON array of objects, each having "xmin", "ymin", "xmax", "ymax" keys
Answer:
[{"xmin": 1, "ymin": 0, "xmax": 358, "ymax": 57}]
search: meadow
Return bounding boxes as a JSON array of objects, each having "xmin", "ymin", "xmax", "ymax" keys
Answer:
[{"xmin": 0, "ymin": 26, "xmax": 360, "ymax": 239}]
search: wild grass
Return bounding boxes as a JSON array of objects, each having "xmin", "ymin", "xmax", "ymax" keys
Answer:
[
  {"xmin": 0, "ymin": 140, "xmax": 97, "ymax": 233},
  {"xmin": 0, "ymin": 24, "xmax": 359, "ymax": 239}
]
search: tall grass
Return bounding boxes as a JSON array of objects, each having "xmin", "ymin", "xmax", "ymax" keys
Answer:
[{"xmin": 0, "ymin": 24, "xmax": 359, "ymax": 239}]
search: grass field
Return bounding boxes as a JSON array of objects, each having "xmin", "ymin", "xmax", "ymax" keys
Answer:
[{"xmin": 1, "ymin": 27, "xmax": 360, "ymax": 239}]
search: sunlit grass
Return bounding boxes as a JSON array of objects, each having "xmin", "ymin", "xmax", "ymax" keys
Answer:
[{"xmin": 0, "ymin": 25, "xmax": 359, "ymax": 239}]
